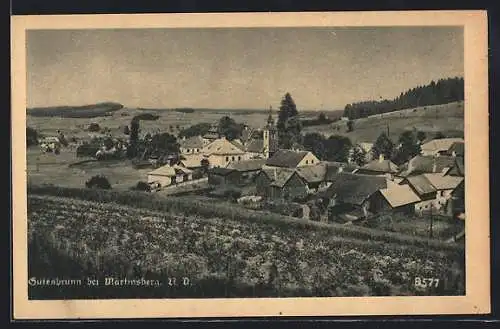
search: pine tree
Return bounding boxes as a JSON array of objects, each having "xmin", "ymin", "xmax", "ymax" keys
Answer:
[
  {"xmin": 350, "ymin": 145, "xmax": 367, "ymax": 166},
  {"xmin": 277, "ymin": 93, "xmax": 301, "ymax": 148}
]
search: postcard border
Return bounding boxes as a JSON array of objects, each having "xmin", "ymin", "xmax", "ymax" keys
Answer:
[{"xmin": 11, "ymin": 11, "xmax": 490, "ymax": 319}]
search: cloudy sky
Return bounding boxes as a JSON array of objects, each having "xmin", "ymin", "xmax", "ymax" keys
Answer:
[{"xmin": 26, "ymin": 27, "xmax": 463, "ymax": 110}]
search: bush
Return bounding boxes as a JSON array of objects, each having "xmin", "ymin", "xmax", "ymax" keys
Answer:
[
  {"xmin": 85, "ymin": 175, "xmax": 111, "ymax": 189},
  {"xmin": 132, "ymin": 181, "xmax": 151, "ymax": 192},
  {"xmin": 87, "ymin": 123, "xmax": 101, "ymax": 132}
]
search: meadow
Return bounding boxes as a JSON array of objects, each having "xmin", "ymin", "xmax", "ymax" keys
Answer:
[
  {"xmin": 28, "ymin": 190, "xmax": 465, "ymax": 299},
  {"xmin": 302, "ymin": 101, "xmax": 465, "ymax": 144}
]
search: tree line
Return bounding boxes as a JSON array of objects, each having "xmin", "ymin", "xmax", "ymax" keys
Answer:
[{"xmin": 344, "ymin": 77, "xmax": 464, "ymax": 120}]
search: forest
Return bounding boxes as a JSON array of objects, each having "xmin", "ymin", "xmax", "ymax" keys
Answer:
[{"xmin": 343, "ymin": 77, "xmax": 464, "ymax": 120}]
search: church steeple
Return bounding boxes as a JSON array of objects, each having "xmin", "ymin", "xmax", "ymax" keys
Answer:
[{"xmin": 266, "ymin": 105, "xmax": 275, "ymax": 128}]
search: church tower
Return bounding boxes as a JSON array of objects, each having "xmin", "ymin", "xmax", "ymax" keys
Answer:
[{"xmin": 263, "ymin": 106, "xmax": 277, "ymax": 158}]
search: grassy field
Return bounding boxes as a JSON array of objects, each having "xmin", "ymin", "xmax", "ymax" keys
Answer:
[
  {"xmin": 302, "ymin": 101, "xmax": 464, "ymax": 144},
  {"xmin": 27, "ymin": 147, "xmax": 150, "ymax": 190},
  {"xmin": 28, "ymin": 192, "xmax": 465, "ymax": 299}
]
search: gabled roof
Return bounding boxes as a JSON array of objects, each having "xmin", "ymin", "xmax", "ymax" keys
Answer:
[
  {"xmin": 180, "ymin": 154, "xmax": 205, "ymax": 168},
  {"xmin": 378, "ymin": 184, "xmax": 421, "ymax": 208},
  {"xmin": 148, "ymin": 165, "xmax": 192, "ymax": 177},
  {"xmin": 361, "ymin": 159, "xmax": 399, "ymax": 173},
  {"xmin": 202, "ymin": 138, "xmax": 246, "ymax": 155},
  {"xmin": 323, "ymin": 173, "xmax": 387, "ymax": 205},
  {"xmin": 179, "ymin": 136, "xmax": 204, "ymax": 149},
  {"xmin": 403, "ymin": 175, "xmax": 436, "ymax": 195},
  {"xmin": 226, "ymin": 158, "xmax": 267, "ymax": 172},
  {"xmin": 269, "ymin": 170, "xmax": 299, "ymax": 188},
  {"xmin": 245, "ymin": 138, "xmax": 264, "ymax": 153},
  {"xmin": 421, "ymin": 138, "xmax": 464, "ymax": 154},
  {"xmin": 296, "ymin": 164, "xmax": 327, "ymax": 183},
  {"xmin": 422, "ymin": 173, "xmax": 464, "ymax": 190},
  {"xmin": 265, "ymin": 149, "xmax": 311, "ymax": 168},
  {"xmin": 399, "ymin": 155, "xmax": 456, "ymax": 177}
]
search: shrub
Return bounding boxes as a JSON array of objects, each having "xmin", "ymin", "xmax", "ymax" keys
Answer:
[
  {"xmin": 87, "ymin": 123, "xmax": 101, "ymax": 132},
  {"xmin": 132, "ymin": 181, "xmax": 151, "ymax": 192},
  {"xmin": 85, "ymin": 175, "xmax": 111, "ymax": 189}
]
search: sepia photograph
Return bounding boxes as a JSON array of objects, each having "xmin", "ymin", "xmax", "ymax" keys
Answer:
[{"xmin": 11, "ymin": 11, "xmax": 489, "ymax": 318}]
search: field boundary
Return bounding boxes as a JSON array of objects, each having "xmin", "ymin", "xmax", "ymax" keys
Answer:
[{"xmin": 27, "ymin": 184, "xmax": 464, "ymax": 253}]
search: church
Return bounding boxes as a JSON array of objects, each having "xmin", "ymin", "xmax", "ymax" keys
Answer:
[{"xmin": 242, "ymin": 106, "xmax": 279, "ymax": 159}]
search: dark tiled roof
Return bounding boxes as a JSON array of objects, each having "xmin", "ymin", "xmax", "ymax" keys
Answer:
[
  {"xmin": 403, "ymin": 175, "xmax": 436, "ymax": 195},
  {"xmin": 323, "ymin": 173, "xmax": 387, "ymax": 205},
  {"xmin": 361, "ymin": 159, "xmax": 399, "ymax": 173},
  {"xmin": 296, "ymin": 164, "xmax": 327, "ymax": 183},
  {"xmin": 227, "ymin": 159, "xmax": 267, "ymax": 172},
  {"xmin": 400, "ymin": 155, "xmax": 456, "ymax": 177},
  {"xmin": 265, "ymin": 149, "xmax": 310, "ymax": 168}
]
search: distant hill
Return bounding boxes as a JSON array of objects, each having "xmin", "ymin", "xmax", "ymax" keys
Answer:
[{"xmin": 27, "ymin": 102, "xmax": 124, "ymax": 118}]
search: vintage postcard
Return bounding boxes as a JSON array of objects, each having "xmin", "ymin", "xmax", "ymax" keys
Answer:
[{"xmin": 11, "ymin": 11, "xmax": 489, "ymax": 319}]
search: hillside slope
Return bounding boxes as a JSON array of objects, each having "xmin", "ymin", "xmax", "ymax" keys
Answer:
[{"xmin": 303, "ymin": 101, "xmax": 464, "ymax": 144}]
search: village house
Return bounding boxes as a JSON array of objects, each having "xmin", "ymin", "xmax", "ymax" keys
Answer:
[
  {"xmin": 179, "ymin": 136, "xmax": 204, "ymax": 155},
  {"xmin": 356, "ymin": 154, "xmax": 399, "ymax": 176},
  {"xmin": 399, "ymin": 172, "xmax": 464, "ymax": 215},
  {"xmin": 295, "ymin": 164, "xmax": 329, "ymax": 193},
  {"xmin": 263, "ymin": 149, "xmax": 320, "ymax": 170},
  {"xmin": 368, "ymin": 180, "xmax": 421, "ymax": 214},
  {"xmin": 179, "ymin": 153, "xmax": 205, "ymax": 170},
  {"xmin": 147, "ymin": 164, "xmax": 193, "ymax": 187},
  {"xmin": 207, "ymin": 167, "xmax": 240, "ymax": 186},
  {"xmin": 398, "ymin": 154, "xmax": 457, "ymax": 177},
  {"xmin": 226, "ymin": 158, "xmax": 267, "ymax": 184},
  {"xmin": 255, "ymin": 168, "xmax": 308, "ymax": 201},
  {"xmin": 420, "ymin": 138, "xmax": 464, "ymax": 156},
  {"xmin": 200, "ymin": 136, "xmax": 248, "ymax": 168},
  {"xmin": 319, "ymin": 172, "xmax": 388, "ymax": 222},
  {"xmin": 242, "ymin": 108, "xmax": 279, "ymax": 159}
]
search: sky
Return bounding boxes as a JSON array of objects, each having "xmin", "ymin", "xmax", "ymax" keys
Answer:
[{"xmin": 26, "ymin": 27, "xmax": 463, "ymax": 111}]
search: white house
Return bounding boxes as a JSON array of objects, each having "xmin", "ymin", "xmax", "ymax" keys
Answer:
[
  {"xmin": 147, "ymin": 164, "xmax": 193, "ymax": 187},
  {"xmin": 179, "ymin": 136, "xmax": 204, "ymax": 155},
  {"xmin": 200, "ymin": 137, "xmax": 248, "ymax": 168}
]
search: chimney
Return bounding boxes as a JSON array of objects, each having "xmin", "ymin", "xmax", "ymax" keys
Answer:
[
  {"xmin": 379, "ymin": 154, "xmax": 384, "ymax": 163},
  {"xmin": 432, "ymin": 157, "xmax": 437, "ymax": 173}
]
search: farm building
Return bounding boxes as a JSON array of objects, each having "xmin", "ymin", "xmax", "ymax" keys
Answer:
[
  {"xmin": 208, "ymin": 167, "xmax": 240, "ymax": 186},
  {"xmin": 179, "ymin": 136, "xmax": 204, "ymax": 155},
  {"xmin": 296, "ymin": 163, "xmax": 329, "ymax": 193},
  {"xmin": 147, "ymin": 165, "xmax": 193, "ymax": 187},
  {"xmin": 179, "ymin": 154, "xmax": 206, "ymax": 169},
  {"xmin": 263, "ymin": 149, "xmax": 320, "ymax": 169},
  {"xmin": 399, "ymin": 173, "xmax": 464, "ymax": 215},
  {"xmin": 255, "ymin": 168, "xmax": 308, "ymax": 201},
  {"xmin": 226, "ymin": 158, "xmax": 267, "ymax": 184},
  {"xmin": 356, "ymin": 155, "xmax": 399, "ymax": 176},
  {"xmin": 398, "ymin": 155, "xmax": 457, "ymax": 177},
  {"xmin": 420, "ymin": 138, "xmax": 464, "ymax": 156},
  {"xmin": 320, "ymin": 173, "xmax": 388, "ymax": 221},
  {"xmin": 201, "ymin": 137, "xmax": 248, "ymax": 168},
  {"xmin": 368, "ymin": 182, "xmax": 421, "ymax": 214}
]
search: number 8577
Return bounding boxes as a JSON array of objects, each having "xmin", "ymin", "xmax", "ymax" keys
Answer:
[{"xmin": 414, "ymin": 277, "xmax": 440, "ymax": 288}]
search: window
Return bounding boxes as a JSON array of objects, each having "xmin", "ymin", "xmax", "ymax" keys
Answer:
[
  {"xmin": 197, "ymin": 149, "xmax": 199, "ymax": 152},
  {"xmin": 187, "ymin": 149, "xmax": 190, "ymax": 153},
  {"xmin": 305, "ymin": 160, "xmax": 309, "ymax": 164},
  {"xmin": 232, "ymin": 156, "xmax": 235, "ymax": 161},
  {"xmin": 226, "ymin": 156, "xmax": 229, "ymax": 162},
  {"xmin": 238, "ymin": 156, "xmax": 241, "ymax": 161},
  {"xmin": 311, "ymin": 159, "xmax": 314, "ymax": 164}
]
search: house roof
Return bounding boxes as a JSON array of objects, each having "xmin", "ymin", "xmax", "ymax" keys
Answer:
[
  {"xmin": 226, "ymin": 158, "xmax": 267, "ymax": 172},
  {"xmin": 446, "ymin": 156, "xmax": 465, "ymax": 176},
  {"xmin": 448, "ymin": 141, "xmax": 465, "ymax": 156},
  {"xmin": 323, "ymin": 173, "xmax": 387, "ymax": 205},
  {"xmin": 361, "ymin": 159, "xmax": 399, "ymax": 173},
  {"xmin": 268, "ymin": 169, "xmax": 298, "ymax": 188},
  {"xmin": 378, "ymin": 184, "xmax": 421, "ymax": 208},
  {"xmin": 245, "ymin": 138, "xmax": 264, "ymax": 153},
  {"xmin": 296, "ymin": 164, "xmax": 327, "ymax": 183},
  {"xmin": 323, "ymin": 161, "xmax": 359, "ymax": 181},
  {"xmin": 422, "ymin": 173, "xmax": 464, "ymax": 190},
  {"xmin": 148, "ymin": 165, "xmax": 176, "ymax": 177},
  {"xmin": 179, "ymin": 136, "xmax": 204, "ymax": 149},
  {"xmin": 265, "ymin": 149, "xmax": 311, "ymax": 168},
  {"xmin": 399, "ymin": 155, "xmax": 457, "ymax": 176},
  {"xmin": 230, "ymin": 139, "xmax": 246, "ymax": 152},
  {"xmin": 210, "ymin": 167, "xmax": 236, "ymax": 176},
  {"xmin": 180, "ymin": 154, "xmax": 205, "ymax": 168},
  {"xmin": 202, "ymin": 138, "xmax": 246, "ymax": 155},
  {"xmin": 404, "ymin": 175, "xmax": 436, "ymax": 195},
  {"xmin": 421, "ymin": 138, "xmax": 464, "ymax": 154}
]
